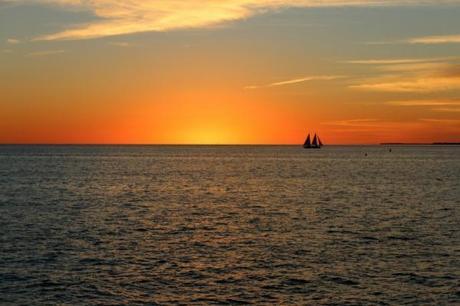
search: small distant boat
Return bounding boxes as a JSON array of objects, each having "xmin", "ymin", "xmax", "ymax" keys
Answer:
[{"xmin": 303, "ymin": 133, "xmax": 323, "ymax": 149}]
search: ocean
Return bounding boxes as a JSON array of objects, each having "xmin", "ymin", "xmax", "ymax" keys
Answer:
[{"xmin": 0, "ymin": 145, "xmax": 459, "ymax": 305}]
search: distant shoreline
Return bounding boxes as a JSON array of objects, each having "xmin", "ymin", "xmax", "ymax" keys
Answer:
[{"xmin": 381, "ymin": 143, "xmax": 460, "ymax": 146}]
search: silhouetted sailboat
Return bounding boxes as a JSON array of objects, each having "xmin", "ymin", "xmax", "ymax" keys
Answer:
[{"xmin": 303, "ymin": 133, "xmax": 323, "ymax": 149}]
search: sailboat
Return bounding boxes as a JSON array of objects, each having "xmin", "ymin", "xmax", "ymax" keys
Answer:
[{"xmin": 303, "ymin": 133, "xmax": 323, "ymax": 149}]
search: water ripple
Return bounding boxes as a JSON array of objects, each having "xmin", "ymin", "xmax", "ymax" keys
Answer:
[{"xmin": 0, "ymin": 145, "xmax": 459, "ymax": 305}]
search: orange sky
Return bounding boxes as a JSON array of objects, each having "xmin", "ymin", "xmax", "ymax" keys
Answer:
[{"xmin": 1, "ymin": 1, "xmax": 460, "ymax": 144}]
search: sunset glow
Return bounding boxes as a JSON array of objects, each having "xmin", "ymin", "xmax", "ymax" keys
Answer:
[{"xmin": 1, "ymin": 1, "xmax": 460, "ymax": 144}]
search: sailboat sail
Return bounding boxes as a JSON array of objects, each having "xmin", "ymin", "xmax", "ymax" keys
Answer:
[
  {"xmin": 303, "ymin": 134, "xmax": 311, "ymax": 148},
  {"xmin": 303, "ymin": 132, "xmax": 323, "ymax": 149},
  {"xmin": 312, "ymin": 134, "xmax": 318, "ymax": 147}
]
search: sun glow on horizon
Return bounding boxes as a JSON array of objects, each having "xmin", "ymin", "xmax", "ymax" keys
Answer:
[{"xmin": 1, "ymin": 1, "xmax": 459, "ymax": 144}]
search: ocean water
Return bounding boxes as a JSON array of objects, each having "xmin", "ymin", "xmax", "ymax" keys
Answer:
[{"xmin": 0, "ymin": 145, "xmax": 459, "ymax": 305}]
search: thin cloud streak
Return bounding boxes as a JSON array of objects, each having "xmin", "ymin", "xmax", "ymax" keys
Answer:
[
  {"xmin": 351, "ymin": 77, "xmax": 460, "ymax": 92},
  {"xmin": 344, "ymin": 58, "xmax": 457, "ymax": 73},
  {"xmin": 351, "ymin": 61, "xmax": 460, "ymax": 93},
  {"xmin": 434, "ymin": 108, "xmax": 460, "ymax": 112},
  {"xmin": 245, "ymin": 75, "xmax": 342, "ymax": 89},
  {"xmin": 347, "ymin": 57, "xmax": 460, "ymax": 92},
  {"xmin": 322, "ymin": 119, "xmax": 380, "ymax": 127},
  {"xmin": 375, "ymin": 62, "xmax": 452, "ymax": 73},
  {"xmin": 2, "ymin": 0, "xmax": 452, "ymax": 40},
  {"xmin": 108, "ymin": 42, "xmax": 133, "ymax": 47},
  {"xmin": 386, "ymin": 100, "xmax": 460, "ymax": 106},
  {"xmin": 344, "ymin": 57, "xmax": 455, "ymax": 65},
  {"xmin": 321, "ymin": 119, "xmax": 414, "ymax": 133},
  {"xmin": 420, "ymin": 118, "xmax": 460, "ymax": 124},
  {"xmin": 409, "ymin": 34, "xmax": 460, "ymax": 44},
  {"xmin": 7, "ymin": 38, "xmax": 20, "ymax": 44},
  {"xmin": 387, "ymin": 100, "xmax": 460, "ymax": 113},
  {"xmin": 323, "ymin": 118, "xmax": 460, "ymax": 134},
  {"xmin": 366, "ymin": 34, "xmax": 460, "ymax": 45},
  {"xmin": 26, "ymin": 50, "xmax": 65, "ymax": 57}
]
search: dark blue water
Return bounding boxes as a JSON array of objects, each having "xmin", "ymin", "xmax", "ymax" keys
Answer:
[{"xmin": 0, "ymin": 145, "xmax": 459, "ymax": 305}]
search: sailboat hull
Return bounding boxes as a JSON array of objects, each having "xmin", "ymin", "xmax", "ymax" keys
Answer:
[{"xmin": 303, "ymin": 146, "xmax": 321, "ymax": 149}]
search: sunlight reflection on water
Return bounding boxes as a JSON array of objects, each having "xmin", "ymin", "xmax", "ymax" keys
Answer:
[{"xmin": 0, "ymin": 145, "xmax": 459, "ymax": 305}]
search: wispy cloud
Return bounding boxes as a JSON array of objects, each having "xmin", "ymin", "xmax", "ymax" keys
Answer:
[
  {"xmin": 409, "ymin": 34, "xmax": 460, "ymax": 44},
  {"xmin": 351, "ymin": 76, "xmax": 460, "ymax": 92},
  {"xmin": 343, "ymin": 58, "xmax": 450, "ymax": 65},
  {"xmin": 375, "ymin": 62, "xmax": 452, "ymax": 73},
  {"xmin": 321, "ymin": 118, "xmax": 414, "ymax": 134},
  {"xmin": 420, "ymin": 118, "xmax": 460, "ymax": 124},
  {"xmin": 245, "ymin": 75, "xmax": 342, "ymax": 89},
  {"xmin": 366, "ymin": 34, "xmax": 460, "ymax": 45},
  {"xmin": 6, "ymin": 38, "xmax": 20, "ymax": 44},
  {"xmin": 323, "ymin": 117, "xmax": 460, "ymax": 135},
  {"xmin": 323, "ymin": 118, "xmax": 380, "ymax": 127},
  {"xmin": 386, "ymin": 100, "xmax": 460, "ymax": 107},
  {"xmin": 349, "ymin": 58, "xmax": 460, "ymax": 93},
  {"xmin": 108, "ymin": 42, "xmax": 132, "ymax": 47},
  {"xmin": 386, "ymin": 100, "xmax": 460, "ymax": 113},
  {"xmin": 2, "ymin": 0, "xmax": 451, "ymax": 41},
  {"xmin": 344, "ymin": 57, "xmax": 458, "ymax": 74},
  {"xmin": 433, "ymin": 108, "xmax": 460, "ymax": 113},
  {"xmin": 26, "ymin": 50, "xmax": 65, "ymax": 57}
]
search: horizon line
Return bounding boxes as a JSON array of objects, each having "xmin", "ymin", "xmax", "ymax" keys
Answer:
[
  {"xmin": 0, "ymin": 143, "xmax": 457, "ymax": 146},
  {"xmin": 0, "ymin": 143, "xmax": 372, "ymax": 146}
]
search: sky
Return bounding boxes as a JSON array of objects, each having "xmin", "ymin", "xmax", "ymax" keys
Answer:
[{"xmin": 1, "ymin": 0, "xmax": 460, "ymax": 144}]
